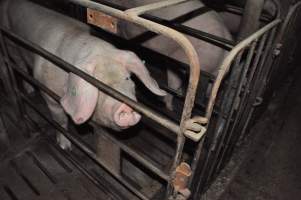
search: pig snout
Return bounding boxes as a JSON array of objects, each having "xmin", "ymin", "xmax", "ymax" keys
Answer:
[{"xmin": 113, "ymin": 103, "xmax": 141, "ymax": 128}]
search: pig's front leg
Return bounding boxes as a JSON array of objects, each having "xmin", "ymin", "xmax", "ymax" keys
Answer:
[{"xmin": 44, "ymin": 94, "xmax": 71, "ymax": 150}]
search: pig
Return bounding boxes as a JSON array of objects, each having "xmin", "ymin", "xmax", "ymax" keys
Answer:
[
  {"xmin": 111, "ymin": 0, "xmax": 233, "ymax": 109},
  {"xmin": 0, "ymin": 0, "xmax": 166, "ymax": 150}
]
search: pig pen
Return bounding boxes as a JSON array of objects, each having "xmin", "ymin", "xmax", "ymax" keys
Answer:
[{"xmin": 0, "ymin": 0, "xmax": 286, "ymax": 199}]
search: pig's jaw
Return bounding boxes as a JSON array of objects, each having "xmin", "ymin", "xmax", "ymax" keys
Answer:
[{"xmin": 113, "ymin": 103, "xmax": 141, "ymax": 129}]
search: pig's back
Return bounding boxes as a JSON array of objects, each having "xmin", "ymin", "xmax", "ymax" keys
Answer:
[
  {"xmin": 115, "ymin": 0, "xmax": 232, "ymax": 75},
  {"xmin": 3, "ymin": 0, "xmax": 91, "ymax": 59}
]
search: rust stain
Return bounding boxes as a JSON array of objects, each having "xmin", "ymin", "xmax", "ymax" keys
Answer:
[
  {"xmin": 173, "ymin": 162, "xmax": 192, "ymax": 192},
  {"xmin": 87, "ymin": 8, "xmax": 118, "ymax": 33}
]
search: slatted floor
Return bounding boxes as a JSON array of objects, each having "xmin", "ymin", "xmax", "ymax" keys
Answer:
[{"xmin": 0, "ymin": 137, "xmax": 128, "ymax": 200}]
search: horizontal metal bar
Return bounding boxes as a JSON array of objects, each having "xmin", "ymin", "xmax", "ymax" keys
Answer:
[
  {"xmin": 69, "ymin": 0, "xmax": 200, "ymax": 128},
  {"xmin": 125, "ymin": 0, "xmax": 190, "ymax": 16},
  {"xmin": 92, "ymin": 25, "xmax": 215, "ymax": 79},
  {"xmin": 0, "ymin": 27, "xmax": 181, "ymax": 136},
  {"xmin": 96, "ymin": 0, "xmax": 235, "ymax": 50},
  {"xmin": 91, "ymin": 122, "xmax": 170, "ymax": 181},
  {"xmin": 128, "ymin": 6, "xmax": 213, "ymax": 44},
  {"xmin": 21, "ymin": 94, "xmax": 149, "ymax": 200},
  {"xmin": 128, "ymin": 11, "xmax": 234, "ymax": 51},
  {"xmin": 12, "ymin": 61, "xmax": 170, "ymax": 182}
]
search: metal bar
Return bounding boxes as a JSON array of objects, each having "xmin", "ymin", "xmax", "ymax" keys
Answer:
[
  {"xmin": 68, "ymin": 1, "xmax": 202, "ymax": 197},
  {"xmin": 182, "ymin": 20, "xmax": 281, "ymax": 143},
  {"xmin": 237, "ymin": 28, "xmax": 278, "ymax": 142},
  {"xmin": 125, "ymin": 0, "xmax": 191, "ymax": 16},
  {"xmin": 21, "ymin": 94, "xmax": 149, "ymax": 200},
  {"xmin": 95, "ymin": 0, "xmax": 235, "ymax": 50},
  {"xmin": 189, "ymin": 21, "xmax": 281, "ymax": 193},
  {"xmin": 91, "ymin": 122, "xmax": 170, "ymax": 181},
  {"xmin": 189, "ymin": 52, "xmax": 244, "ymax": 191},
  {"xmin": 206, "ymin": 41, "xmax": 258, "ymax": 182},
  {"xmin": 215, "ymin": 27, "xmax": 277, "ymax": 176},
  {"xmin": 216, "ymin": 34, "xmax": 269, "ymax": 150},
  {"xmin": 129, "ymin": 6, "xmax": 214, "ymax": 44},
  {"xmin": 0, "ymin": 27, "xmax": 181, "ymax": 136},
  {"xmin": 205, "ymin": 19, "xmax": 281, "ymax": 122},
  {"xmin": 69, "ymin": 0, "xmax": 200, "ymax": 128},
  {"xmin": 12, "ymin": 64, "xmax": 169, "ymax": 181}
]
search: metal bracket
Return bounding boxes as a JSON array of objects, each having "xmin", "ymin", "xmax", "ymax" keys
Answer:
[
  {"xmin": 87, "ymin": 8, "xmax": 118, "ymax": 33},
  {"xmin": 183, "ymin": 117, "xmax": 208, "ymax": 142},
  {"xmin": 171, "ymin": 162, "xmax": 192, "ymax": 200}
]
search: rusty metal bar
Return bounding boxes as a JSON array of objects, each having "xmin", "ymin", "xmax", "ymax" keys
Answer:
[
  {"xmin": 68, "ymin": 0, "xmax": 202, "ymax": 197},
  {"xmin": 10, "ymin": 55, "xmax": 170, "ymax": 182},
  {"xmin": 188, "ymin": 20, "xmax": 281, "ymax": 190},
  {"xmin": 68, "ymin": 0, "xmax": 201, "ymax": 138},
  {"xmin": 0, "ymin": 27, "xmax": 181, "ymax": 136},
  {"xmin": 205, "ymin": 19, "xmax": 281, "ymax": 122},
  {"xmin": 206, "ymin": 40, "xmax": 258, "ymax": 183},
  {"xmin": 93, "ymin": 0, "xmax": 235, "ymax": 50}
]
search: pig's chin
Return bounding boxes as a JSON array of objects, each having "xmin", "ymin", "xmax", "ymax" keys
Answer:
[{"xmin": 113, "ymin": 103, "xmax": 141, "ymax": 129}]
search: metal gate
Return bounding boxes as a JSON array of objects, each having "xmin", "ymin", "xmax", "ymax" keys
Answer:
[{"xmin": 0, "ymin": 0, "xmax": 283, "ymax": 199}]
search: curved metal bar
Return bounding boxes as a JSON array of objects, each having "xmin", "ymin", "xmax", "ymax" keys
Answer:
[
  {"xmin": 0, "ymin": 27, "xmax": 181, "ymax": 135},
  {"xmin": 69, "ymin": 0, "xmax": 201, "ymax": 132},
  {"xmin": 205, "ymin": 19, "xmax": 281, "ymax": 122}
]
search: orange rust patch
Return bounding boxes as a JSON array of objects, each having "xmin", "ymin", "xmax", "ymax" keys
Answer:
[{"xmin": 87, "ymin": 8, "xmax": 118, "ymax": 33}]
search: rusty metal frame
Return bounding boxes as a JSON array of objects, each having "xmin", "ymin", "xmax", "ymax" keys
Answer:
[
  {"xmin": 68, "ymin": 0, "xmax": 202, "ymax": 140},
  {"xmin": 205, "ymin": 19, "xmax": 281, "ymax": 122},
  {"xmin": 0, "ymin": 0, "xmax": 283, "ymax": 199}
]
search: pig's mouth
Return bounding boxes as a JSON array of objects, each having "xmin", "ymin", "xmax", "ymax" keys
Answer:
[{"xmin": 113, "ymin": 103, "xmax": 141, "ymax": 129}]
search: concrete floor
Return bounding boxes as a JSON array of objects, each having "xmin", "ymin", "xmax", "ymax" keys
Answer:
[{"xmin": 202, "ymin": 67, "xmax": 301, "ymax": 200}]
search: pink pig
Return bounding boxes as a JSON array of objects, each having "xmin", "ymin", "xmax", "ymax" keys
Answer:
[{"xmin": 0, "ymin": 0, "xmax": 166, "ymax": 149}]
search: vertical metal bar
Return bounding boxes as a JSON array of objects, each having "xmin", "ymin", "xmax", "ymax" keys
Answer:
[
  {"xmin": 211, "ymin": 41, "xmax": 257, "ymax": 182},
  {"xmin": 238, "ymin": 27, "xmax": 278, "ymax": 141},
  {"xmin": 216, "ymin": 28, "xmax": 277, "ymax": 175},
  {"xmin": 190, "ymin": 52, "xmax": 244, "ymax": 193},
  {"xmin": 213, "ymin": 40, "xmax": 267, "ymax": 173}
]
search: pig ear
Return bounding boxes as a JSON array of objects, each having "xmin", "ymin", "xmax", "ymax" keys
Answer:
[
  {"xmin": 60, "ymin": 60, "xmax": 99, "ymax": 124},
  {"xmin": 120, "ymin": 51, "xmax": 167, "ymax": 96}
]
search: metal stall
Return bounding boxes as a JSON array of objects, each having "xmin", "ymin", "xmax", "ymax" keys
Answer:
[{"xmin": 0, "ymin": 0, "xmax": 285, "ymax": 199}]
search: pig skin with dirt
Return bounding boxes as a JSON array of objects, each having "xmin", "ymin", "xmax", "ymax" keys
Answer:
[{"xmin": 0, "ymin": 0, "xmax": 166, "ymax": 150}]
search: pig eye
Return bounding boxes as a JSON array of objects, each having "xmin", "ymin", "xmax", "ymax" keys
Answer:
[{"xmin": 125, "ymin": 77, "xmax": 130, "ymax": 80}]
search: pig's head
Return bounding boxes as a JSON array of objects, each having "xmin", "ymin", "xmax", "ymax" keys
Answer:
[{"xmin": 60, "ymin": 50, "xmax": 166, "ymax": 131}]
